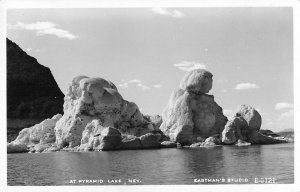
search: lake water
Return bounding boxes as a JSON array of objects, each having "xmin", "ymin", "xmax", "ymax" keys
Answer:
[{"xmin": 7, "ymin": 143, "xmax": 294, "ymax": 185}]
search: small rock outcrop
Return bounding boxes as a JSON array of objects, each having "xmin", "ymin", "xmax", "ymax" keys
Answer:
[
  {"xmin": 236, "ymin": 104, "xmax": 262, "ymax": 131},
  {"xmin": 160, "ymin": 69, "xmax": 227, "ymax": 145},
  {"xmin": 190, "ymin": 136, "xmax": 221, "ymax": 148},
  {"xmin": 7, "ymin": 143, "xmax": 28, "ymax": 153},
  {"xmin": 160, "ymin": 141, "xmax": 177, "ymax": 148},
  {"xmin": 221, "ymin": 105, "xmax": 287, "ymax": 145},
  {"xmin": 139, "ymin": 133, "xmax": 161, "ymax": 149},
  {"xmin": 221, "ymin": 116, "xmax": 248, "ymax": 144},
  {"xmin": 122, "ymin": 136, "xmax": 142, "ymax": 150},
  {"xmin": 98, "ymin": 127, "xmax": 123, "ymax": 151},
  {"xmin": 7, "ymin": 114, "xmax": 62, "ymax": 153}
]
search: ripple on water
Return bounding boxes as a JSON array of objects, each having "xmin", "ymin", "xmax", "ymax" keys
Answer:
[{"xmin": 7, "ymin": 143, "xmax": 294, "ymax": 185}]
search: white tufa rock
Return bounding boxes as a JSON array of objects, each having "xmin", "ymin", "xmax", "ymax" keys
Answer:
[
  {"xmin": 54, "ymin": 76, "xmax": 155, "ymax": 148},
  {"xmin": 7, "ymin": 114, "xmax": 62, "ymax": 153},
  {"xmin": 160, "ymin": 69, "xmax": 227, "ymax": 145}
]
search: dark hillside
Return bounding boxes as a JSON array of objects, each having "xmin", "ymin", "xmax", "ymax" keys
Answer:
[{"xmin": 7, "ymin": 38, "xmax": 64, "ymax": 119}]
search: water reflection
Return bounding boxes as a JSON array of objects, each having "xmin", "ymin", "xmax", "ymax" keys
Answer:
[
  {"xmin": 7, "ymin": 143, "xmax": 294, "ymax": 185},
  {"xmin": 222, "ymin": 145, "xmax": 264, "ymax": 179}
]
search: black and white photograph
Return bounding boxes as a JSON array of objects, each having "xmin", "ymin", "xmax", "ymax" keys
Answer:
[{"xmin": 0, "ymin": 0, "xmax": 299, "ymax": 191}]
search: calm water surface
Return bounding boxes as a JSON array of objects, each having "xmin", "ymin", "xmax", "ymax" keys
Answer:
[{"xmin": 7, "ymin": 143, "xmax": 294, "ymax": 185}]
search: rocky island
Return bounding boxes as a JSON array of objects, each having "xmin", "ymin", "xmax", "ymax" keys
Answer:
[
  {"xmin": 7, "ymin": 68, "xmax": 288, "ymax": 153},
  {"xmin": 6, "ymin": 39, "xmax": 289, "ymax": 153}
]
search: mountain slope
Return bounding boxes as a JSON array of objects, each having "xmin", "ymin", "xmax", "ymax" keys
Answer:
[{"xmin": 7, "ymin": 38, "xmax": 64, "ymax": 119}]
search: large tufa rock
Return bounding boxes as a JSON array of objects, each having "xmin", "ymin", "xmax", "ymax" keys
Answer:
[
  {"xmin": 54, "ymin": 76, "xmax": 155, "ymax": 148},
  {"xmin": 160, "ymin": 69, "xmax": 227, "ymax": 145},
  {"xmin": 7, "ymin": 114, "xmax": 62, "ymax": 153},
  {"xmin": 221, "ymin": 105, "xmax": 287, "ymax": 145}
]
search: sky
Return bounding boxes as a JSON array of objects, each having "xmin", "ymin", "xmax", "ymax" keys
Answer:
[{"xmin": 6, "ymin": 7, "xmax": 293, "ymax": 132}]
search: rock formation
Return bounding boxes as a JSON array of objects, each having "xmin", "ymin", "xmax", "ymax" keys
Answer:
[
  {"xmin": 190, "ymin": 136, "xmax": 222, "ymax": 148},
  {"xmin": 54, "ymin": 76, "xmax": 157, "ymax": 148},
  {"xmin": 221, "ymin": 116, "xmax": 248, "ymax": 144},
  {"xmin": 7, "ymin": 114, "xmax": 62, "ymax": 153},
  {"xmin": 221, "ymin": 105, "xmax": 287, "ymax": 145},
  {"xmin": 7, "ymin": 38, "xmax": 64, "ymax": 119},
  {"xmin": 7, "ymin": 67, "xmax": 290, "ymax": 153},
  {"xmin": 139, "ymin": 133, "xmax": 161, "ymax": 149},
  {"xmin": 8, "ymin": 76, "xmax": 162, "ymax": 153},
  {"xmin": 159, "ymin": 69, "xmax": 228, "ymax": 145},
  {"xmin": 275, "ymin": 129, "xmax": 294, "ymax": 143},
  {"xmin": 160, "ymin": 141, "xmax": 177, "ymax": 148},
  {"xmin": 236, "ymin": 104, "xmax": 262, "ymax": 131}
]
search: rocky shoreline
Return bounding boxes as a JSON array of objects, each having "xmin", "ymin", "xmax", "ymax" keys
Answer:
[{"xmin": 7, "ymin": 69, "xmax": 289, "ymax": 153}]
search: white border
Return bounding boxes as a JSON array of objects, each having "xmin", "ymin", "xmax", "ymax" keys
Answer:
[{"xmin": 0, "ymin": 0, "xmax": 299, "ymax": 192}]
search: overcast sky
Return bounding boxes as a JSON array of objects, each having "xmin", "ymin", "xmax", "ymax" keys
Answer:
[{"xmin": 7, "ymin": 7, "xmax": 293, "ymax": 132}]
